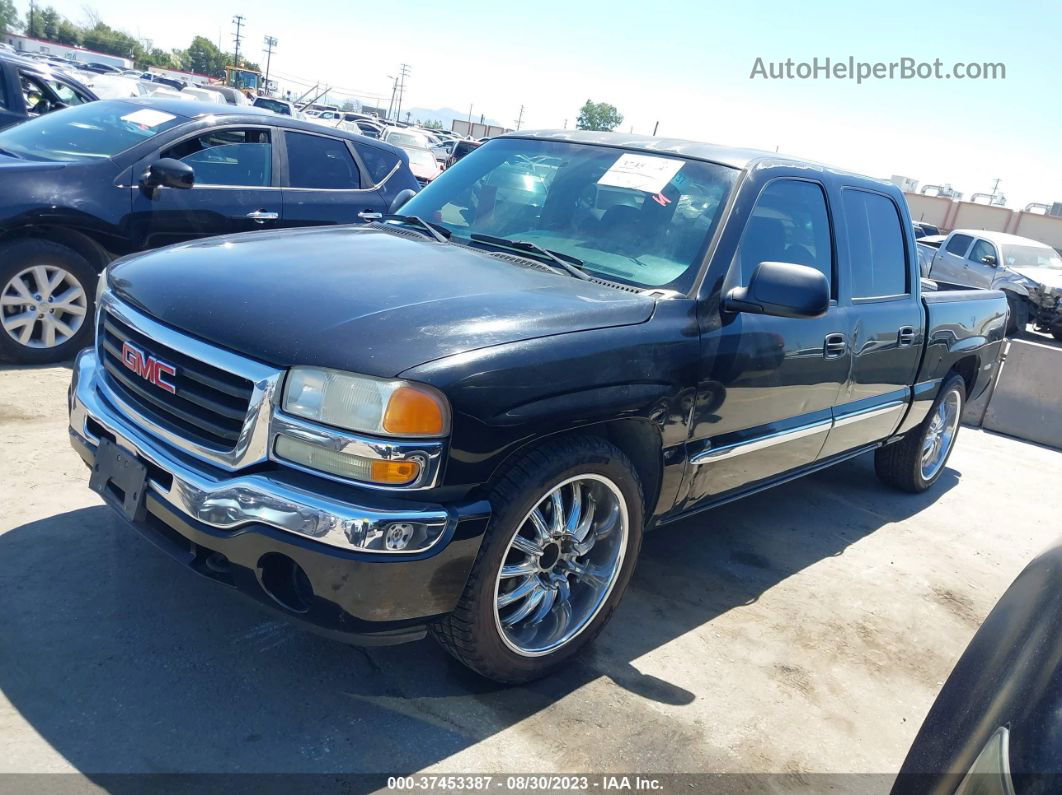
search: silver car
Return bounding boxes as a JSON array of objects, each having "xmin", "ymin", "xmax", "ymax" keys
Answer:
[{"xmin": 928, "ymin": 229, "xmax": 1062, "ymax": 338}]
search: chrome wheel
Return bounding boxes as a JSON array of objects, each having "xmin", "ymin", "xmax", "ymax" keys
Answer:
[
  {"xmin": 920, "ymin": 389, "xmax": 961, "ymax": 480},
  {"xmin": 493, "ymin": 474, "xmax": 629, "ymax": 657},
  {"xmin": 1, "ymin": 265, "xmax": 88, "ymax": 349}
]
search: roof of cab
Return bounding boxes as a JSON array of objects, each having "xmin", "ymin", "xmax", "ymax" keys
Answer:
[
  {"xmin": 504, "ymin": 129, "xmax": 885, "ymax": 184},
  {"xmin": 951, "ymin": 229, "xmax": 1056, "ymax": 248}
]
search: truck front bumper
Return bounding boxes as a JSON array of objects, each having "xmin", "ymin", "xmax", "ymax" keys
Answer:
[{"xmin": 68, "ymin": 348, "xmax": 490, "ymax": 645}]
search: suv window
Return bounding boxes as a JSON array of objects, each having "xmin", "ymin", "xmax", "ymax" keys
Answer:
[
  {"xmin": 355, "ymin": 144, "xmax": 399, "ymax": 185},
  {"xmin": 945, "ymin": 233, "xmax": 974, "ymax": 256},
  {"xmin": 736, "ymin": 179, "xmax": 834, "ymax": 294},
  {"xmin": 46, "ymin": 78, "xmax": 91, "ymax": 106},
  {"xmin": 843, "ymin": 189, "xmax": 908, "ymax": 298},
  {"xmin": 286, "ymin": 132, "xmax": 360, "ymax": 189},
  {"xmin": 20, "ymin": 73, "xmax": 53, "ymax": 116},
  {"xmin": 968, "ymin": 239, "xmax": 997, "ymax": 264},
  {"xmin": 164, "ymin": 129, "xmax": 272, "ymax": 187}
]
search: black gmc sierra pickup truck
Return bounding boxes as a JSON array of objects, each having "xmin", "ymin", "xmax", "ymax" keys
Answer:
[{"xmin": 68, "ymin": 131, "xmax": 1008, "ymax": 682}]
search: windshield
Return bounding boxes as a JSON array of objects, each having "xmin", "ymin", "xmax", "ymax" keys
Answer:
[
  {"xmin": 400, "ymin": 138, "xmax": 738, "ymax": 291},
  {"xmin": 1005, "ymin": 244, "xmax": 1062, "ymax": 270},
  {"xmin": 405, "ymin": 148, "xmax": 437, "ymax": 169},
  {"xmin": 254, "ymin": 97, "xmax": 290, "ymax": 115},
  {"xmin": 0, "ymin": 101, "xmax": 186, "ymax": 162},
  {"xmin": 387, "ymin": 131, "xmax": 429, "ymax": 148}
]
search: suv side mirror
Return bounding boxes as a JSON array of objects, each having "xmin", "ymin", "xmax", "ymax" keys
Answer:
[
  {"xmin": 981, "ymin": 255, "xmax": 997, "ymax": 267},
  {"xmin": 724, "ymin": 261, "xmax": 830, "ymax": 319},
  {"xmin": 141, "ymin": 158, "xmax": 194, "ymax": 192},
  {"xmin": 389, "ymin": 188, "xmax": 417, "ymax": 214}
]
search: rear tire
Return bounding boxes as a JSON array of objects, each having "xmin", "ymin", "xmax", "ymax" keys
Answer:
[
  {"xmin": 875, "ymin": 374, "xmax": 966, "ymax": 493},
  {"xmin": 431, "ymin": 435, "xmax": 644, "ymax": 683},
  {"xmin": 0, "ymin": 240, "xmax": 97, "ymax": 364}
]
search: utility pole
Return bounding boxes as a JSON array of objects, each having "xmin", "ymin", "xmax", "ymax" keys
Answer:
[
  {"xmin": 232, "ymin": 15, "xmax": 245, "ymax": 69},
  {"xmin": 262, "ymin": 36, "xmax": 277, "ymax": 92},
  {"xmin": 395, "ymin": 63, "xmax": 410, "ymax": 124},
  {"xmin": 652, "ymin": 120, "xmax": 659, "ymax": 136},
  {"xmin": 514, "ymin": 105, "xmax": 524, "ymax": 130},
  {"xmin": 386, "ymin": 74, "xmax": 399, "ymax": 121}
]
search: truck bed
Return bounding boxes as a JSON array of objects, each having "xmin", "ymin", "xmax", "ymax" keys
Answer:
[{"xmin": 916, "ymin": 288, "xmax": 1009, "ymax": 398}]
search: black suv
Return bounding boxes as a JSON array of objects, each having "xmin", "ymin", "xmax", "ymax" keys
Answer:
[
  {"xmin": 0, "ymin": 98, "xmax": 420, "ymax": 364},
  {"xmin": 0, "ymin": 52, "xmax": 97, "ymax": 131}
]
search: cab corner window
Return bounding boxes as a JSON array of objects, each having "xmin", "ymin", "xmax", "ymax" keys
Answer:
[
  {"xmin": 286, "ymin": 132, "xmax": 361, "ymax": 190},
  {"xmin": 735, "ymin": 179, "xmax": 834, "ymax": 296},
  {"xmin": 163, "ymin": 128, "xmax": 272, "ymax": 188},
  {"xmin": 355, "ymin": 144, "xmax": 398, "ymax": 185},
  {"xmin": 843, "ymin": 189, "xmax": 908, "ymax": 298}
]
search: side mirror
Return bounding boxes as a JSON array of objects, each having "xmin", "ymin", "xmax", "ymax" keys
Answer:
[
  {"xmin": 389, "ymin": 188, "xmax": 417, "ymax": 213},
  {"xmin": 981, "ymin": 255, "xmax": 997, "ymax": 267},
  {"xmin": 141, "ymin": 158, "xmax": 194, "ymax": 192},
  {"xmin": 724, "ymin": 261, "xmax": 830, "ymax": 319}
]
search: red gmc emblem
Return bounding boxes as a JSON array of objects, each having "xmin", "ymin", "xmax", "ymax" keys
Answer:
[{"xmin": 121, "ymin": 341, "xmax": 176, "ymax": 394}]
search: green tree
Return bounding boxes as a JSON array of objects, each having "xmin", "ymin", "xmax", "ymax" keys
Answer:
[
  {"xmin": 184, "ymin": 35, "xmax": 226, "ymax": 77},
  {"xmin": 25, "ymin": 5, "xmax": 45, "ymax": 37},
  {"xmin": 40, "ymin": 6, "xmax": 59, "ymax": 40},
  {"xmin": 55, "ymin": 18, "xmax": 81, "ymax": 45},
  {"xmin": 0, "ymin": 0, "xmax": 18, "ymax": 33},
  {"xmin": 575, "ymin": 99, "xmax": 624, "ymax": 132}
]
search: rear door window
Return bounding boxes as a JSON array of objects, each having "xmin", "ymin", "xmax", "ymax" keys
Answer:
[
  {"xmin": 843, "ymin": 189, "xmax": 908, "ymax": 298},
  {"xmin": 944, "ymin": 233, "xmax": 974, "ymax": 256},
  {"xmin": 286, "ymin": 132, "xmax": 361, "ymax": 189}
]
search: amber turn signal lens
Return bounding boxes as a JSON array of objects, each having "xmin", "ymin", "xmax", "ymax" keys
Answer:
[
  {"xmin": 382, "ymin": 385, "xmax": 449, "ymax": 436},
  {"xmin": 370, "ymin": 459, "xmax": 421, "ymax": 485}
]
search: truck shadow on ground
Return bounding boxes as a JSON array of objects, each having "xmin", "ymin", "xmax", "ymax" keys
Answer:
[{"xmin": 0, "ymin": 452, "xmax": 957, "ymax": 775}]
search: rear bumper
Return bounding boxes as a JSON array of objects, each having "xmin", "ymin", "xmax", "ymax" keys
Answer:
[{"xmin": 68, "ymin": 348, "xmax": 490, "ymax": 645}]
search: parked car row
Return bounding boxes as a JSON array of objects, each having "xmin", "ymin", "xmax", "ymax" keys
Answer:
[{"xmin": 0, "ymin": 98, "xmax": 420, "ymax": 364}]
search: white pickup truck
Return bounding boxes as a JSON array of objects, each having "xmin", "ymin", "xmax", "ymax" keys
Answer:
[{"xmin": 928, "ymin": 229, "xmax": 1062, "ymax": 338}]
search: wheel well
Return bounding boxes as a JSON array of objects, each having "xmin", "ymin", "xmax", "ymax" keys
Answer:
[
  {"xmin": 949, "ymin": 356, "xmax": 978, "ymax": 397},
  {"xmin": 491, "ymin": 420, "xmax": 664, "ymax": 517},
  {"xmin": 0, "ymin": 227, "xmax": 112, "ymax": 272}
]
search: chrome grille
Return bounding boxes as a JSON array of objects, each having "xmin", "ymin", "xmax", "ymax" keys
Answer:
[{"xmin": 99, "ymin": 311, "xmax": 254, "ymax": 450}]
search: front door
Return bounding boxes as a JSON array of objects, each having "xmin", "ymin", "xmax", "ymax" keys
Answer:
[
  {"xmin": 963, "ymin": 238, "xmax": 1001, "ymax": 289},
  {"xmin": 129, "ymin": 125, "xmax": 282, "ymax": 250},
  {"xmin": 685, "ymin": 177, "xmax": 850, "ymax": 505}
]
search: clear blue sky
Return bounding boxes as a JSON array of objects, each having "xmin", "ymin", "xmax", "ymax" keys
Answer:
[{"xmin": 22, "ymin": 0, "xmax": 1062, "ymax": 207}]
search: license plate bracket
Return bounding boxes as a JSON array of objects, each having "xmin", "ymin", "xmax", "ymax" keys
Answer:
[{"xmin": 89, "ymin": 438, "xmax": 149, "ymax": 522}]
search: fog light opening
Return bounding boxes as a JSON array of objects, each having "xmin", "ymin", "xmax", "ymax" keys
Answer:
[
  {"xmin": 256, "ymin": 553, "xmax": 314, "ymax": 614},
  {"xmin": 384, "ymin": 522, "xmax": 416, "ymax": 551}
]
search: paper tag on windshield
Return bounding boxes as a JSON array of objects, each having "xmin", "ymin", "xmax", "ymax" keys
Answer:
[
  {"xmin": 597, "ymin": 154, "xmax": 684, "ymax": 193},
  {"xmin": 120, "ymin": 109, "xmax": 176, "ymax": 127}
]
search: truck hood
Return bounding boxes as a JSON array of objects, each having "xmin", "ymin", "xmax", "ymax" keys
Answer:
[
  {"xmin": 1010, "ymin": 266, "xmax": 1062, "ymax": 291},
  {"xmin": 109, "ymin": 225, "xmax": 656, "ymax": 376}
]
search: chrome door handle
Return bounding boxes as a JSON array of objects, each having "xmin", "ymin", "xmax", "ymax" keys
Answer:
[
  {"xmin": 898, "ymin": 326, "xmax": 915, "ymax": 346},
  {"xmin": 824, "ymin": 332, "xmax": 847, "ymax": 359},
  {"xmin": 246, "ymin": 210, "xmax": 279, "ymax": 222},
  {"xmin": 357, "ymin": 210, "xmax": 382, "ymax": 221}
]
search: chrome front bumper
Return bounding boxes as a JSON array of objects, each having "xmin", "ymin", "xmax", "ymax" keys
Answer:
[{"xmin": 68, "ymin": 348, "xmax": 451, "ymax": 553}]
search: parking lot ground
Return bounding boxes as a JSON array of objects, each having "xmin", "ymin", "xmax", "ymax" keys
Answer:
[{"xmin": 1, "ymin": 363, "xmax": 1059, "ymax": 786}]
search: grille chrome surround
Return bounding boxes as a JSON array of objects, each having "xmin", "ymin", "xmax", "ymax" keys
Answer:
[{"xmin": 96, "ymin": 293, "xmax": 283, "ymax": 471}]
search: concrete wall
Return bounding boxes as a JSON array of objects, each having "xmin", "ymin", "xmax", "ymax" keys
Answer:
[
  {"xmin": 905, "ymin": 192, "xmax": 1062, "ymax": 253},
  {"xmin": 951, "ymin": 202, "xmax": 1013, "ymax": 233},
  {"xmin": 976, "ymin": 340, "xmax": 1062, "ymax": 450},
  {"xmin": 1011, "ymin": 212, "xmax": 1062, "ymax": 250},
  {"xmin": 906, "ymin": 194, "xmax": 953, "ymax": 228}
]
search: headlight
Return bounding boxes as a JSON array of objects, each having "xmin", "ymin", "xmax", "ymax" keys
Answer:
[{"xmin": 282, "ymin": 367, "xmax": 450, "ymax": 438}]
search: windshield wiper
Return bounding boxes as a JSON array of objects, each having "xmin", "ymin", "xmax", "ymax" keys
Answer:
[
  {"xmin": 470, "ymin": 233, "xmax": 590, "ymax": 280},
  {"xmin": 377, "ymin": 214, "xmax": 451, "ymax": 243}
]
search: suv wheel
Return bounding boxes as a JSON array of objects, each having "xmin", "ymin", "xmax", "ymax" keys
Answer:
[
  {"xmin": 431, "ymin": 435, "xmax": 644, "ymax": 683},
  {"xmin": 0, "ymin": 240, "xmax": 97, "ymax": 364},
  {"xmin": 875, "ymin": 373, "xmax": 966, "ymax": 493}
]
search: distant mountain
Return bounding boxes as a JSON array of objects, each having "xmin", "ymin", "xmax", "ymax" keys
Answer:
[{"xmin": 405, "ymin": 106, "xmax": 502, "ymax": 130}]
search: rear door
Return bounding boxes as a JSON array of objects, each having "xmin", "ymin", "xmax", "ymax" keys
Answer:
[
  {"xmin": 279, "ymin": 129, "xmax": 387, "ymax": 227},
  {"xmin": 930, "ymin": 232, "xmax": 975, "ymax": 286},
  {"xmin": 818, "ymin": 188, "xmax": 922, "ymax": 457},
  {"xmin": 129, "ymin": 124, "xmax": 282, "ymax": 249}
]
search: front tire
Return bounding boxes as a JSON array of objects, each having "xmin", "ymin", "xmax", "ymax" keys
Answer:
[
  {"xmin": 1004, "ymin": 293, "xmax": 1029, "ymax": 337},
  {"xmin": 0, "ymin": 240, "xmax": 97, "ymax": 364},
  {"xmin": 431, "ymin": 435, "xmax": 644, "ymax": 683},
  {"xmin": 875, "ymin": 374, "xmax": 966, "ymax": 493}
]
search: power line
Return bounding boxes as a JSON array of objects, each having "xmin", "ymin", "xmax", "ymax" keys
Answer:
[{"xmin": 232, "ymin": 15, "xmax": 245, "ymax": 69}]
